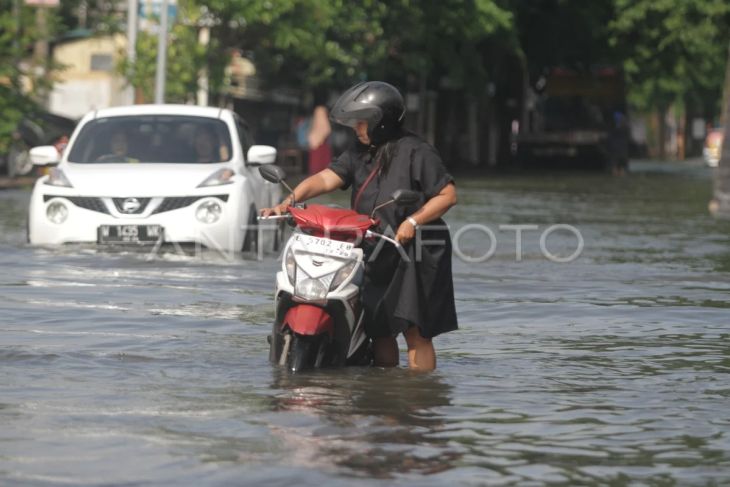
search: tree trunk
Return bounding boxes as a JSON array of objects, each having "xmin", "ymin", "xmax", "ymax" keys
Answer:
[
  {"xmin": 657, "ymin": 108, "xmax": 666, "ymax": 160},
  {"xmin": 711, "ymin": 42, "xmax": 730, "ymax": 218},
  {"xmin": 677, "ymin": 107, "xmax": 686, "ymax": 160}
]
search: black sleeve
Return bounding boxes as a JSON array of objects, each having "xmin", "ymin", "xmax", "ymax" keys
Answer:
[
  {"xmin": 412, "ymin": 143, "xmax": 454, "ymax": 199},
  {"xmin": 328, "ymin": 150, "xmax": 355, "ymax": 190}
]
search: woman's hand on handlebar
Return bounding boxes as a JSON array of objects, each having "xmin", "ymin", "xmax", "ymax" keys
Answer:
[
  {"xmin": 395, "ymin": 219, "xmax": 416, "ymax": 245},
  {"xmin": 260, "ymin": 169, "xmax": 345, "ymax": 218},
  {"xmin": 260, "ymin": 201, "xmax": 290, "ymax": 217}
]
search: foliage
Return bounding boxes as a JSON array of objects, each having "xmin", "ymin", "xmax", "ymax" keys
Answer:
[
  {"xmin": 0, "ymin": 1, "xmax": 50, "ymax": 153},
  {"xmin": 512, "ymin": 0, "xmax": 617, "ymax": 80},
  {"xmin": 206, "ymin": 0, "xmax": 514, "ymax": 94},
  {"xmin": 374, "ymin": 0, "xmax": 515, "ymax": 91},
  {"xmin": 4, "ymin": 0, "xmax": 730, "ymax": 144},
  {"xmin": 56, "ymin": 0, "xmax": 124, "ymax": 34},
  {"xmin": 609, "ymin": 0, "xmax": 730, "ymax": 112},
  {"xmin": 116, "ymin": 0, "xmax": 209, "ymax": 103}
]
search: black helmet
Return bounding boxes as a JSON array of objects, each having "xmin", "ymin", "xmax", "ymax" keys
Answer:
[{"xmin": 330, "ymin": 81, "xmax": 405, "ymax": 145}]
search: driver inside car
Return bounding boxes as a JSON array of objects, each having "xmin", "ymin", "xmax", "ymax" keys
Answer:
[{"xmin": 96, "ymin": 129, "xmax": 139, "ymax": 163}]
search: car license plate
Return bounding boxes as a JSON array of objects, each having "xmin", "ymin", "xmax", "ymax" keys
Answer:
[
  {"xmin": 293, "ymin": 234, "xmax": 353, "ymax": 258},
  {"xmin": 98, "ymin": 225, "xmax": 163, "ymax": 244}
]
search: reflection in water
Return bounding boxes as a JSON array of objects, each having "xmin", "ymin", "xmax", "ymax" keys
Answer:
[{"xmin": 268, "ymin": 368, "xmax": 458, "ymax": 478}]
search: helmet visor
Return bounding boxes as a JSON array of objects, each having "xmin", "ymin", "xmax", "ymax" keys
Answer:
[{"xmin": 331, "ymin": 106, "xmax": 382, "ymax": 130}]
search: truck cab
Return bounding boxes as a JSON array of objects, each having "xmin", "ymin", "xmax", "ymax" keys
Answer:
[{"xmin": 513, "ymin": 67, "xmax": 628, "ymax": 171}]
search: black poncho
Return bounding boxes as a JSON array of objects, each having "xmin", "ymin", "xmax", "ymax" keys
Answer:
[{"xmin": 328, "ymin": 134, "xmax": 458, "ymax": 339}]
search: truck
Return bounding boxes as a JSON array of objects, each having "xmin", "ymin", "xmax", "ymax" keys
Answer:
[{"xmin": 512, "ymin": 67, "xmax": 628, "ymax": 171}]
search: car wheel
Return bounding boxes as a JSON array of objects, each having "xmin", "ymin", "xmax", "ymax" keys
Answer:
[{"xmin": 242, "ymin": 204, "xmax": 258, "ymax": 253}]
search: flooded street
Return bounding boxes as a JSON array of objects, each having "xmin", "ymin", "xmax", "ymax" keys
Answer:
[{"xmin": 1, "ymin": 161, "xmax": 729, "ymax": 485}]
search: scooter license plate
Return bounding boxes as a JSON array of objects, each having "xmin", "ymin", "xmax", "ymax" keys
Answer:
[{"xmin": 294, "ymin": 234, "xmax": 353, "ymax": 258}]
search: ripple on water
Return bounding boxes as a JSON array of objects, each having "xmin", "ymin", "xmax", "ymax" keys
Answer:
[{"xmin": 2, "ymin": 168, "xmax": 730, "ymax": 484}]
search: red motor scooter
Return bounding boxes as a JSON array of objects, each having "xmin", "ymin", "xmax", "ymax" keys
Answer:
[{"xmin": 258, "ymin": 165, "xmax": 419, "ymax": 372}]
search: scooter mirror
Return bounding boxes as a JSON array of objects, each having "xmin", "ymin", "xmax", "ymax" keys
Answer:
[
  {"xmin": 391, "ymin": 189, "xmax": 420, "ymax": 206},
  {"xmin": 259, "ymin": 165, "xmax": 287, "ymax": 184}
]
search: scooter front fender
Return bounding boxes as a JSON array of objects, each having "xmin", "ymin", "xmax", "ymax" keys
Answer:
[{"xmin": 284, "ymin": 304, "xmax": 334, "ymax": 337}]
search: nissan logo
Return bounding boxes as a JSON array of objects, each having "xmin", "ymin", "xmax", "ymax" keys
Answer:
[{"xmin": 122, "ymin": 197, "xmax": 141, "ymax": 213}]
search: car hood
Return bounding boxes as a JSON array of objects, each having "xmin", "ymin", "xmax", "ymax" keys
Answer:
[{"xmin": 62, "ymin": 163, "xmax": 236, "ymax": 196}]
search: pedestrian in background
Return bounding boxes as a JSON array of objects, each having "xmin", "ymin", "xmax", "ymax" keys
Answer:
[{"xmin": 307, "ymin": 97, "xmax": 332, "ymax": 175}]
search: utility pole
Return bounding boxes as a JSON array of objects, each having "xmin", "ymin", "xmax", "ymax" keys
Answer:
[
  {"xmin": 26, "ymin": 0, "xmax": 59, "ymax": 105},
  {"xmin": 154, "ymin": 0, "xmax": 169, "ymax": 104},
  {"xmin": 12, "ymin": 0, "xmax": 21, "ymax": 86},
  {"xmin": 196, "ymin": 23, "xmax": 210, "ymax": 106},
  {"xmin": 125, "ymin": 0, "xmax": 138, "ymax": 105}
]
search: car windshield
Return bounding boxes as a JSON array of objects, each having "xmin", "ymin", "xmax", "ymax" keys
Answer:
[{"xmin": 67, "ymin": 115, "xmax": 233, "ymax": 164}]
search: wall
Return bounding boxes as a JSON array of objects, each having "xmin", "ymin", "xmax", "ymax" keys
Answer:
[{"xmin": 49, "ymin": 34, "xmax": 127, "ymax": 118}]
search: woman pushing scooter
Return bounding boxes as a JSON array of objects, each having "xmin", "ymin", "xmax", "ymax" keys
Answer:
[{"xmin": 261, "ymin": 81, "xmax": 458, "ymax": 371}]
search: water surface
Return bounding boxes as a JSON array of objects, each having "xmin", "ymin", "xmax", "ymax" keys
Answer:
[{"xmin": 1, "ymin": 161, "xmax": 729, "ymax": 485}]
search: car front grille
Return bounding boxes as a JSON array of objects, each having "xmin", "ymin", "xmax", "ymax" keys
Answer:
[
  {"xmin": 151, "ymin": 194, "xmax": 229, "ymax": 215},
  {"xmin": 43, "ymin": 194, "xmax": 228, "ymax": 216},
  {"xmin": 44, "ymin": 195, "xmax": 109, "ymax": 214}
]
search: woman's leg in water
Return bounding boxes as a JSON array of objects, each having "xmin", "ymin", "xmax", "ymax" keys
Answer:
[
  {"xmin": 372, "ymin": 337, "xmax": 399, "ymax": 367},
  {"xmin": 404, "ymin": 326, "xmax": 436, "ymax": 371}
]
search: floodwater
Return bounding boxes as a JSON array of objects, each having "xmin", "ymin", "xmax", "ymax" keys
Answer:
[{"xmin": 1, "ymin": 160, "xmax": 729, "ymax": 486}]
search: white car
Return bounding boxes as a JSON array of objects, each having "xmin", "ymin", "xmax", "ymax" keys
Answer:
[{"xmin": 27, "ymin": 104, "xmax": 282, "ymax": 253}]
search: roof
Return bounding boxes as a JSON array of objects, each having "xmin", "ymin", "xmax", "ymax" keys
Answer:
[{"xmin": 52, "ymin": 28, "xmax": 95, "ymax": 45}]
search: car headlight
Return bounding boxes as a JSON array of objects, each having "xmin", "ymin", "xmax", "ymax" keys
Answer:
[
  {"xmin": 285, "ymin": 247, "xmax": 296, "ymax": 284},
  {"xmin": 195, "ymin": 200, "xmax": 222, "ymax": 223},
  {"xmin": 46, "ymin": 201, "xmax": 68, "ymax": 224},
  {"xmin": 44, "ymin": 168, "xmax": 73, "ymax": 188},
  {"xmin": 197, "ymin": 168, "xmax": 235, "ymax": 187},
  {"xmin": 329, "ymin": 261, "xmax": 358, "ymax": 291},
  {"xmin": 295, "ymin": 277, "xmax": 328, "ymax": 302}
]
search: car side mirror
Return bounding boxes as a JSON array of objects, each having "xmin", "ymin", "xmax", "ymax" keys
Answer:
[
  {"xmin": 391, "ymin": 189, "xmax": 420, "ymax": 206},
  {"xmin": 29, "ymin": 145, "xmax": 60, "ymax": 166},
  {"xmin": 258, "ymin": 164, "xmax": 288, "ymax": 184},
  {"xmin": 247, "ymin": 145, "xmax": 277, "ymax": 165}
]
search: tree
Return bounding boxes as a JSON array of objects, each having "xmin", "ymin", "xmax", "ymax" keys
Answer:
[
  {"xmin": 374, "ymin": 0, "xmax": 515, "ymax": 92},
  {"xmin": 116, "ymin": 0, "xmax": 210, "ymax": 103},
  {"xmin": 0, "ymin": 1, "xmax": 58, "ymax": 154},
  {"xmin": 205, "ymin": 0, "xmax": 514, "ymax": 93},
  {"xmin": 610, "ymin": 0, "xmax": 730, "ymax": 114},
  {"xmin": 512, "ymin": 0, "xmax": 617, "ymax": 80}
]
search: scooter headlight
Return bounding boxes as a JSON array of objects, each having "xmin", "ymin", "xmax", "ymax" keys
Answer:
[
  {"xmin": 46, "ymin": 201, "xmax": 68, "ymax": 224},
  {"xmin": 285, "ymin": 247, "xmax": 296, "ymax": 284},
  {"xmin": 329, "ymin": 261, "xmax": 357, "ymax": 291},
  {"xmin": 195, "ymin": 200, "xmax": 222, "ymax": 223},
  {"xmin": 295, "ymin": 278, "xmax": 328, "ymax": 302}
]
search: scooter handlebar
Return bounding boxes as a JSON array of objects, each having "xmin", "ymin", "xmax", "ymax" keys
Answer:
[
  {"xmin": 257, "ymin": 214, "xmax": 292, "ymax": 221},
  {"xmin": 365, "ymin": 230, "xmax": 402, "ymax": 249},
  {"xmin": 256, "ymin": 216, "xmax": 401, "ymax": 249}
]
